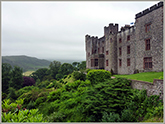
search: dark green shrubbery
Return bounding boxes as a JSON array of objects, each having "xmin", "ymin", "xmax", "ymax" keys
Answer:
[
  {"xmin": 73, "ymin": 71, "xmax": 86, "ymax": 81},
  {"xmin": 86, "ymin": 69, "xmax": 111, "ymax": 84}
]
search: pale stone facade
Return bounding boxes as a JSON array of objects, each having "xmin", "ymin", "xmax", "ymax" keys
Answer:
[{"xmin": 85, "ymin": 1, "xmax": 163, "ymax": 74}]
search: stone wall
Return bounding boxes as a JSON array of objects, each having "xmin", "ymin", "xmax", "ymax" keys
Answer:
[
  {"xmin": 117, "ymin": 26, "xmax": 136, "ymax": 74},
  {"xmin": 130, "ymin": 79, "xmax": 163, "ymax": 99},
  {"xmin": 135, "ymin": 4, "xmax": 163, "ymax": 73}
]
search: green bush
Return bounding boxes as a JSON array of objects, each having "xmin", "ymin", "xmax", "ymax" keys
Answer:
[
  {"xmin": 86, "ymin": 69, "xmax": 111, "ymax": 84},
  {"xmin": 73, "ymin": 71, "xmax": 86, "ymax": 81},
  {"xmin": 63, "ymin": 75, "xmax": 68, "ymax": 79},
  {"xmin": 44, "ymin": 111, "xmax": 66, "ymax": 122},
  {"xmin": 35, "ymin": 97, "xmax": 45, "ymax": 107},
  {"xmin": 101, "ymin": 112, "xmax": 120, "ymax": 122},
  {"xmin": 2, "ymin": 109, "xmax": 47, "ymax": 122},
  {"xmin": 59, "ymin": 79, "xmax": 64, "ymax": 84}
]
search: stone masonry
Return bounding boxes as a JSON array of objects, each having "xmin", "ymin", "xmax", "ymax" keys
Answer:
[{"xmin": 85, "ymin": 1, "xmax": 163, "ymax": 74}]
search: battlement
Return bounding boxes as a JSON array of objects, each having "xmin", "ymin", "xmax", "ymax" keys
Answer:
[
  {"xmin": 104, "ymin": 23, "xmax": 118, "ymax": 35},
  {"xmin": 118, "ymin": 25, "xmax": 135, "ymax": 33},
  {"xmin": 135, "ymin": 1, "xmax": 163, "ymax": 19},
  {"xmin": 85, "ymin": 34, "xmax": 98, "ymax": 41}
]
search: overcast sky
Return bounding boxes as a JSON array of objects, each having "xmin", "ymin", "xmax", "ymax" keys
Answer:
[{"xmin": 1, "ymin": 1, "xmax": 160, "ymax": 61}]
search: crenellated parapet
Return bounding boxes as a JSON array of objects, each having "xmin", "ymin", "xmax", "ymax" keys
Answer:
[
  {"xmin": 118, "ymin": 25, "xmax": 135, "ymax": 34},
  {"xmin": 104, "ymin": 23, "xmax": 118, "ymax": 36},
  {"xmin": 135, "ymin": 1, "xmax": 163, "ymax": 19}
]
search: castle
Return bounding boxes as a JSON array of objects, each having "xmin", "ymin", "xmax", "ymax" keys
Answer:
[{"xmin": 85, "ymin": 1, "xmax": 163, "ymax": 75}]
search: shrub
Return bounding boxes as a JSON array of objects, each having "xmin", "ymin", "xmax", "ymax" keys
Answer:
[
  {"xmin": 35, "ymin": 97, "xmax": 45, "ymax": 107},
  {"xmin": 101, "ymin": 112, "xmax": 120, "ymax": 122},
  {"xmin": 73, "ymin": 71, "xmax": 86, "ymax": 81},
  {"xmin": 59, "ymin": 79, "xmax": 64, "ymax": 84},
  {"xmin": 63, "ymin": 75, "xmax": 68, "ymax": 79},
  {"xmin": 2, "ymin": 109, "xmax": 47, "ymax": 122},
  {"xmin": 7, "ymin": 87, "xmax": 17, "ymax": 100},
  {"xmin": 23, "ymin": 76, "xmax": 35, "ymax": 87},
  {"xmin": 44, "ymin": 111, "xmax": 66, "ymax": 122},
  {"xmin": 86, "ymin": 69, "xmax": 111, "ymax": 84}
]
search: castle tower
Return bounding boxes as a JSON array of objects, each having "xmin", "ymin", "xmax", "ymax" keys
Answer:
[{"xmin": 104, "ymin": 23, "xmax": 118, "ymax": 74}]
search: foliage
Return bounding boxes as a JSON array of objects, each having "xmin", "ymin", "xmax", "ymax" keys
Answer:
[
  {"xmin": 44, "ymin": 111, "xmax": 66, "ymax": 122},
  {"xmin": 72, "ymin": 62, "xmax": 80, "ymax": 71},
  {"xmin": 58, "ymin": 63, "xmax": 74, "ymax": 78},
  {"xmin": 10, "ymin": 66, "xmax": 23, "ymax": 90},
  {"xmin": 2, "ymin": 63, "xmax": 12, "ymax": 93},
  {"xmin": 122, "ymin": 89, "xmax": 163, "ymax": 122},
  {"xmin": 2, "ymin": 99, "xmax": 24, "ymax": 113},
  {"xmin": 49, "ymin": 60, "xmax": 61, "ymax": 79},
  {"xmin": 78, "ymin": 61, "xmax": 86, "ymax": 71},
  {"xmin": 73, "ymin": 71, "xmax": 86, "ymax": 81},
  {"xmin": 63, "ymin": 75, "xmax": 68, "ymax": 79},
  {"xmin": 2, "ymin": 109, "xmax": 46, "ymax": 122},
  {"xmin": 101, "ymin": 112, "xmax": 120, "ymax": 122},
  {"xmin": 17, "ymin": 86, "xmax": 37, "ymax": 98},
  {"xmin": 30, "ymin": 68, "xmax": 49, "ymax": 81},
  {"xmin": 7, "ymin": 87, "xmax": 17, "ymax": 100},
  {"xmin": 23, "ymin": 76, "xmax": 35, "ymax": 87},
  {"xmin": 86, "ymin": 69, "xmax": 111, "ymax": 84}
]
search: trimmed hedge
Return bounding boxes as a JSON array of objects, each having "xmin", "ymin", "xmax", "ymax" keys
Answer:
[{"xmin": 86, "ymin": 69, "xmax": 111, "ymax": 84}]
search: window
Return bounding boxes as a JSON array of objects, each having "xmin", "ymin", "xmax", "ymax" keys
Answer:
[
  {"xmin": 106, "ymin": 50, "xmax": 109, "ymax": 55},
  {"xmin": 127, "ymin": 58, "xmax": 130, "ymax": 66},
  {"xmin": 145, "ymin": 23, "xmax": 151, "ymax": 33},
  {"xmin": 127, "ymin": 35, "xmax": 130, "ymax": 41},
  {"xmin": 110, "ymin": 38, "xmax": 113, "ymax": 43},
  {"xmin": 88, "ymin": 52, "xmax": 90, "ymax": 57},
  {"xmin": 119, "ymin": 59, "xmax": 122, "ymax": 67},
  {"xmin": 95, "ymin": 59, "xmax": 98, "ymax": 66},
  {"xmin": 119, "ymin": 47, "xmax": 122, "ymax": 56},
  {"xmin": 106, "ymin": 60, "xmax": 108, "ymax": 66},
  {"xmin": 102, "ymin": 47, "xmax": 104, "ymax": 53},
  {"xmin": 91, "ymin": 59, "xmax": 94, "ymax": 67},
  {"xmin": 145, "ymin": 39, "xmax": 150, "ymax": 50},
  {"xmin": 92, "ymin": 48, "xmax": 94, "ymax": 54},
  {"xmin": 127, "ymin": 46, "xmax": 130, "ymax": 54},
  {"xmin": 119, "ymin": 38, "xmax": 122, "ymax": 43},
  {"xmin": 98, "ymin": 48, "xmax": 100, "ymax": 54},
  {"xmin": 144, "ymin": 57, "xmax": 152, "ymax": 69}
]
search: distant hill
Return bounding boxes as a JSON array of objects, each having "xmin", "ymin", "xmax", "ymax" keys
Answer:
[{"xmin": 2, "ymin": 55, "xmax": 51, "ymax": 72}]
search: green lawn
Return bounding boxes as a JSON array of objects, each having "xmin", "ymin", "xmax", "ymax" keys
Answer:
[{"xmin": 114, "ymin": 72, "xmax": 163, "ymax": 83}]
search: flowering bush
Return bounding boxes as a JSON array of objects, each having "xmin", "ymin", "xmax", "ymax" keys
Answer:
[{"xmin": 23, "ymin": 76, "xmax": 35, "ymax": 87}]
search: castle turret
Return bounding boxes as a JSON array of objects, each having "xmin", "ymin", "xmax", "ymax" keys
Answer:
[{"xmin": 104, "ymin": 23, "xmax": 118, "ymax": 74}]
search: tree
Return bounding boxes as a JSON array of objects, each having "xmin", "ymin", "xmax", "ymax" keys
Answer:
[
  {"xmin": 2, "ymin": 63, "xmax": 12, "ymax": 93},
  {"xmin": 30, "ymin": 68, "xmax": 49, "ymax": 81},
  {"xmin": 72, "ymin": 62, "xmax": 80, "ymax": 71},
  {"xmin": 10, "ymin": 66, "xmax": 23, "ymax": 90},
  {"xmin": 58, "ymin": 63, "xmax": 74, "ymax": 77},
  {"xmin": 23, "ymin": 76, "xmax": 35, "ymax": 87},
  {"xmin": 78, "ymin": 61, "xmax": 86, "ymax": 70},
  {"xmin": 49, "ymin": 61, "xmax": 61, "ymax": 79}
]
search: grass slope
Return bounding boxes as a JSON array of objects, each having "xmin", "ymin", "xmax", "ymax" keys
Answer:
[
  {"xmin": 114, "ymin": 72, "xmax": 163, "ymax": 83},
  {"xmin": 2, "ymin": 55, "xmax": 51, "ymax": 72}
]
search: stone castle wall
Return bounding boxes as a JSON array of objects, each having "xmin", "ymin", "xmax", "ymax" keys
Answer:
[
  {"xmin": 135, "ymin": 3, "xmax": 163, "ymax": 73},
  {"xmin": 130, "ymin": 79, "xmax": 163, "ymax": 99},
  {"xmin": 85, "ymin": 1, "xmax": 163, "ymax": 75}
]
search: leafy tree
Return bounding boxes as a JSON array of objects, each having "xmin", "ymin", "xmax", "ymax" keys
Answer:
[
  {"xmin": 23, "ymin": 76, "xmax": 35, "ymax": 87},
  {"xmin": 72, "ymin": 62, "xmax": 80, "ymax": 71},
  {"xmin": 10, "ymin": 66, "xmax": 23, "ymax": 90},
  {"xmin": 78, "ymin": 61, "xmax": 86, "ymax": 70},
  {"xmin": 58, "ymin": 63, "xmax": 74, "ymax": 78},
  {"xmin": 30, "ymin": 68, "xmax": 49, "ymax": 81},
  {"xmin": 2, "ymin": 63, "xmax": 12, "ymax": 93},
  {"xmin": 49, "ymin": 61, "xmax": 61, "ymax": 79}
]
